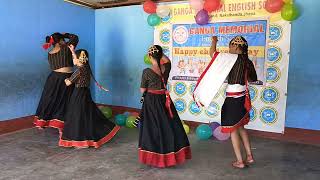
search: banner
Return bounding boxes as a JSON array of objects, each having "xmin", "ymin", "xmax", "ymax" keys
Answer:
[{"xmin": 154, "ymin": 0, "xmax": 290, "ymax": 133}]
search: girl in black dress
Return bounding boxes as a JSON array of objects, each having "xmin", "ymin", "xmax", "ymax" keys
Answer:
[
  {"xmin": 34, "ymin": 33, "xmax": 78, "ymax": 131},
  {"xmin": 210, "ymin": 36, "xmax": 257, "ymax": 168},
  {"xmin": 137, "ymin": 45, "xmax": 191, "ymax": 168},
  {"xmin": 59, "ymin": 49, "xmax": 120, "ymax": 148}
]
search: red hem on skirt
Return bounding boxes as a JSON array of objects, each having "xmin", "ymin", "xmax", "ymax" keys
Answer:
[
  {"xmin": 58, "ymin": 125, "xmax": 121, "ymax": 148},
  {"xmin": 221, "ymin": 112, "xmax": 250, "ymax": 133},
  {"xmin": 33, "ymin": 116, "xmax": 64, "ymax": 130},
  {"xmin": 138, "ymin": 146, "xmax": 192, "ymax": 168}
]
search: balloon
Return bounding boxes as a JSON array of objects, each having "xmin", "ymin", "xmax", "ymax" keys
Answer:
[
  {"xmin": 130, "ymin": 112, "xmax": 140, "ymax": 117},
  {"xmin": 123, "ymin": 111, "xmax": 131, "ymax": 117},
  {"xmin": 281, "ymin": 3, "xmax": 299, "ymax": 21},
  {"xmin": 283, "ymin": 0, "xmax": 293, "ymax": 4},
  {"xmin": 147, "ymin": 14, "xmax": 161, "ymax": 26},
  {"xmin": 196, "ymin": 124, "xmax": 212, "ymax": 140},
  {"xmin": 189, "ymin": 0, "xmax": 204, "ymax": 12},
  {"xmin": 204, "ymin": 0, "xmax": 221, "ymax": 13},
  {"xmin": 195, "ymin": 9, "xmax": 210, "ymax": 25},
  {"xmin": 209, "ymin": 122, "xmax": 220, "ymax": 132},
  {"xmin": 100, "ymin": 106, "xmax": 112, "ymax": 119},
  {"xmin": 213, "ymin": 126, "xmax": 230, "ymax": 141},
  {"xmin": 156, "ymin": 6, "xmax": 170, "ymax": 18},
  {"xmin": 115, "ymin": 114, "xmax": 127, "ymax": 126},
  {"xmin": 144, "ymin": 54, "xmax": 152, "ymax": 65},
  {"xmin": 126, "ymin": 116, "xmax": 136, "ymax": 128},
  {"xmin": 143, "ymin": 0, "xmax": 157, "ymax": 14},
  {"xmin": 265, "ymin": 0, "xmax": 284, "ymax": 13},
  {"xmin": 183, "ymin": 124, "xmax": 190, "ymax": 134},
  {"xmin": 137, "ymin": 120, "xmax": 141, "ymax": 129}
]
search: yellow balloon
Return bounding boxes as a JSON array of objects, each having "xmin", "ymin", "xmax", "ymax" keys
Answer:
[
  {"xmin": 183, "ymin": 124, "xmax": 190, "ymax": 134},
  {"xmin": 283, "ymin": 0, "xmax": 293, "ymax": 4}
]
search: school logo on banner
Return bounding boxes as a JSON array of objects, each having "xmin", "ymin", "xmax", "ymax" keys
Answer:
[
  {"xmin": 174, "ymin": 98, "xmax": 186, "ymax": 113},
  {"xmin": 266, "ymin": 66, "xmax": 281, "ymax": 83},
  {"xmin": 260, "ymin": 107, "xmax": 278, "ymax": 124},
  {"xmin": 166, "ymin": 82, "xmax": 171, "ymax": 92},
  {"xmin": 174, "ymin": 82, "xmax": 187, "ymax": 96},
  {"xmin": 206, "ymin": 102, "xmax": 220, "ymax": 117},
  {"xmin": 189, "ymin": 83, "xmax": 196, "ymax": 95},
  {"xmin": 162, "ymin": 46, "xmax": 170, "ymax": 57},
  {"xmin": 173, "ymin": 26, "xmax": 189, "ymax": 45},
  {"xmin": 249, "ymin": 106, "xmax": 257, "ymax": 122},
  {"xmin": 189, "ymin": 101, "xmax": 202, "ymax": 115},
  {"xmin": 160, "ymin": 29, "xmax": 171, "ymax": 45},
  {"xmin": 267, "ymin": 46, "xmax": 282, "ymax": 64},
  {"xmin": 269, "ymin": 24, "xmax": 283, "ymax": 42},
  {"xmin": 249, "ymin": 86, "xmax": 258, "ymax": 102},
  {"xmin": 261, "ymin": 87, "xmax": 280, "ymax": 104},
  {"xmin": 161, "ymin": 11, "xmax": 172, "ymax": 23}
]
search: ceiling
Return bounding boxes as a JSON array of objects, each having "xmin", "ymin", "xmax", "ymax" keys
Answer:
[{"xmin": 65, "ymin": 0, "xmax": 183, "ymax": 9}]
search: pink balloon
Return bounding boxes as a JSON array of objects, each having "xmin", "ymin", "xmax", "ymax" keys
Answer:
[
  {"xmin": 189, "ymin": 0, "xmax": 204, "ymax": 12},
  {"xmin": 265, "ymin": 0, "xmax": 284, "ymax": 13},
  {"xmin": 213, "ymin": 126, "xmax": 230, "ymax": 141}
]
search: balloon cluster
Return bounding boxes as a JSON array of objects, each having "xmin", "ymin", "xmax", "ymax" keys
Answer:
[
  {"xmin": 189, "ymin": 0, "xmax": 222, "ymax": 25},
  {"xmin": 115, "ymin": 111, "xmax": 140, "ymax": 128},
  {"xmin": 265, "ymin": 0, "xmax": 300, "ymax": 21},
  {"xmin": 196, "ymin": 122, "xmax": 230, "ymax": 141},
  {"xmin": 143, "ymin": 0, "xmax": 171, "ymax": 27}
]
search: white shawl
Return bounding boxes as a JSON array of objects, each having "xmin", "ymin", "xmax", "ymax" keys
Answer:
[{"xmin": 193, "ymin": 52, "xmax": 239, "ymax": 108}]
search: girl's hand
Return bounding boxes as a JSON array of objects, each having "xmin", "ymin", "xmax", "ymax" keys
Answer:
[
  {"xmin": 65, "ymin": 79, "xmax": 72, "ymax": 86},
  {"xmin": 211, "ymin": 36, "xmax": 218, "ymax": 43},
  {"xmin": 68, "ymin": 44, "xmax": 75, "ymax": 52}
]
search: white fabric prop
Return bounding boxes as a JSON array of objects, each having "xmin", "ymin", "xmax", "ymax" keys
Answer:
[{"xmin": 193, "ymin": 52, "xmax": 239, "ymax": 108}]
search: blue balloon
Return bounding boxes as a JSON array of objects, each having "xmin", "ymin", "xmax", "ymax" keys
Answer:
[
  {"xmin": 115, "ymin": 114, "xmax": 127, "ymax": 126},
  {"xmin": 196, "ymin": 124, "xmax": 213, "ymax": 140},
  {"xmin": 123, "ymin": 111, "xmax": 131, "ymax": 117}
]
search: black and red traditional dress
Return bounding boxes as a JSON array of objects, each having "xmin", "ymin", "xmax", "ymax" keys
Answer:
[
  {"xmin": 58, "ymin": 63, "xmax": 120, "ymax": 148},
  {"xmin": 34, "ymin": 33, "xmax": 78, "ymax": 130},
  {"xmin": 138, "ymin": 62, "xmax": 191, "ymax": 168},
  {"xmin": 193, "ymin": 51, "xmax": 257, "ymax": 133}
]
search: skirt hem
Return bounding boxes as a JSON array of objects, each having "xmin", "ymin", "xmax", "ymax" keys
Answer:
[
  {"xmin": 221, "ymin": 112, "xmax": 250, "ymax": 133},
  {"xmin": 138, "ymin": 146, "xmax": 192, "ymax": 168},
  {"xmin": 58, "ymin": 125, "xmax": 121, "ymax": 148},
  {"xmin": 33, "ymin": 116, "xmax": 64, "ymax": 130}
]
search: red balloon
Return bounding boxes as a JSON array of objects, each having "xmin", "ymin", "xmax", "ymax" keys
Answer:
[
  {"xmin": 265, "ymin": 0, "xmax": 284, "ymax": 13},
  {"xmin": 204, "ymin": 0, "xmax": 221, "ymax": 13},
  {"xmin": 130, "ymin": 112, "xmax": 140, "ymax": 117},
  {"xmin": 143, "ymin": 0, "xmax": 157, "ymax": 14}
]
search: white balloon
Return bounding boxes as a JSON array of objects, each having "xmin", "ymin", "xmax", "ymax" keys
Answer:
[{"xmin": 156, "ymin": 6, "xmax": 171, "ymax": 18}]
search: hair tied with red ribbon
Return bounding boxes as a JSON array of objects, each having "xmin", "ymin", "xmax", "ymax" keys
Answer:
[{"xmin": 42, "ymin": 36, "xmax": 54, "ymax": 50}]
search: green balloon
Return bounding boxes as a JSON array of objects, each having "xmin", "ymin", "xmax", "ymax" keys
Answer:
[
  {"xmin": 101, "ymin": 107, "xmax": 112, "ymax": 119},
  {"xmin": 147, "ymin": 14, "xmax": 161, "ymax": 26},
  {"xmin": 144, "ymin": 54, "xmax": 152, "ymax": 65},
  {"xmin": 281, "ymin": 4, "xmax": 299, "ymax": 21},
  {"xmin": 126, "ymin": 116, "xmax": 136, "ymax": 128}
]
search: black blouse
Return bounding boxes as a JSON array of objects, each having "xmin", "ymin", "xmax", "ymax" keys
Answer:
[
  {"xmin": 68, "ymin": 64, "xmax": 91, "ymax": 88},
  {"xmin": 48, "ymin": 33, "xmax": 78, "ymax": 70},
  {"xmin": 227, "ymin": 56, "xmax": 257, "ymax": 85},
  {"xmin": 140, "ymin": 62, "xmax": 171, "ymax": 90}
]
